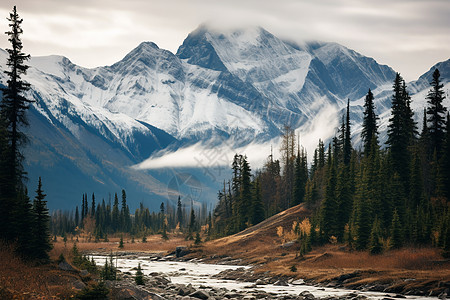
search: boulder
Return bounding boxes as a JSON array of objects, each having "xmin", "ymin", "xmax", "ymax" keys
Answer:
[
  {"xmin": 189, "ymin": 290, "xmax": 210, "ymax": 299},
  {"xmin": 274, "ymin": 279, "xmax": 289, "ymax": 286},
  {"xmin": 300, "ymin": 291, "xmax": 316, "ymax": 300},
  {"xmin": 72, "ymin": 280, "xmax": 86, "ymax": 291},
  {"xmin": 176, "ymin": 246, "xmax": 191, "ymax": 258},
  {"xmin": 58, "ymin": 260, "xmax": 76, "ymax": 271}
]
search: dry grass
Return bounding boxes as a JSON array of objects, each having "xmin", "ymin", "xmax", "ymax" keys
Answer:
[
  {"xmin": 50, "ymin": 233, "xmax": 189, "ymax": 258},
  {"xmin": 194, "ymin": 203, "xmax": 450, "ymax": 294},
  {"xmin": 300, "ymin": 245, "xmax": 446, "ymax": 270},
  {"xmin": 0, "ymin": 243, "xmax": 78, "ymax": 299}
]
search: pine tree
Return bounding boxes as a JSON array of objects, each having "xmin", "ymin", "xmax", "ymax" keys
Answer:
[
  {"xmin": 426, "ymin": 69, "xmax": 447, "ymax": 157},
  {"xmin": 188, "ymin": 205, "xmax": 196, "ymax": 239},
  {"xmin": 369, "ymin": 216, "xmax": 383, "ymax": 255},
  {"xmin": 32, "ymin": 177, "xmax": 52, "ymax": 260},
  {"xmin": 91, "ymin": 193, "xmax": 95, "ymax": 216},
  {"xmin": 336, "ymin": 165, "xmax": 352, "ymax": 240},
  {"xmin": 251, "ymin": 178, "xmax": 265, "ymax": 225},
  {"xmin": 343, "ymin": 99, "xmax": 352, "ymax": 165},
  {"xmin": 320, "ymin": 160, "xmax": 338, "ymax": 239},
  {"xmin": 354, "ymin": 181, "xmax": 371, "ymax": 250},
  {"xmin": 177, "ymin": 196, "xmax": 183, "ymax": 228},
  {"xmin": 112, "ymin": 193, "xmax": 120, "ymax": 232},
  {"xmin": 239, "ymin": 156, "xmax": 252, "ymax": 230},
  {"xmin": 135, "ymin": 263, "xmax": 145, "ymax": 285},
  {"xmin": 121, "ymin": 189, "xmax": 129, "ymax": 231},
  {"xmin": 280, "ymin": 125, "xmax": 296, "ymax": 209},
  {"xmin": 0, "ymin": 6, "xmax": 33, "ymax": 243},
  {"xmin": 386, "ymin": 73, "xmax": 416, "ymax": 191},
  {"xmin": 361, "ymin": 89, "xmax": 378, "ymax": 157},
  {"xmin": 75, "ymin": 206, "xmax": 79, "ymax": 227},
  {"xmin": 390, "ymin": 209, "xmax": 403, "ymax": 249}
]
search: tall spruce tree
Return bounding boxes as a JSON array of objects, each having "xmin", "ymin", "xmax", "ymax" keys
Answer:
[
  {"xmin": 361, "ymin": 89, "xmax": 378, "ymax": 157},
  {"xmin": 426, "ymin": 69, "xmax": 447, "ymax": 157},
  {"xmin": 343, "ymin": 99, "xmax": 352, "ymax": 165},
  {"xmin": 386, "ymin": 73, "xmax": 416, "ymax": 191},
  {"xmin": 177, "ymin": 196, "xmax": 183, "ymax": 228},
  {"xmin": 112, "ymin": 193, "xmax": 120, "ymax": 232},
  {"xmin": 292, "ymin": 147, "xmax": 307, "ymax": 206},
  {"xmin": 251, "ymin": 178, "xmax": 265, "ymax": 225},
  {"xmin": 32, "ymin": 177, "xmax": 52, "ymax": 260},
  {"xmin": 0, "ymin": 6, "xmax": 33, "ymax": 242},
  {"xmin": 239, "ymin": 156, "xmax": 252, "ymax": 230},
  {"xmin": 320, "ymin": 160, "xmax": 338, "ymax": 240}
]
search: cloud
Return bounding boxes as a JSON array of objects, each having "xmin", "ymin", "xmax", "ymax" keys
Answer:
[
  {"xmin": 1, "ymin": 0, "xmax": 448, "ymax": 80},
  {"xmin": 132, "ymin": 102, "xmax": 339, "ymax": 171}
]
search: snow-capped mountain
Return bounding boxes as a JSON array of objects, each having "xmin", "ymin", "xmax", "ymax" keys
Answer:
[{"xmin": 0, "ymin": 25, "xmax": 447, "ymax": 210}]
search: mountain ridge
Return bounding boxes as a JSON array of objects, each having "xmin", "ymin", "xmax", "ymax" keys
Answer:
[{"xmin": 0, "ymin": 25, "xmax": 448, "ymax": 210}]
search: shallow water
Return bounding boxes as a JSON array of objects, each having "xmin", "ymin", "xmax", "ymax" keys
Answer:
[{"xmin": 91, "ymin": 255, "xmax": 437, "ymax": 300}]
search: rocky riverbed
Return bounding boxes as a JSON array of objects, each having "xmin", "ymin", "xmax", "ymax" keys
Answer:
[{"xmin": 90, "ymin": 252, "xmax": 443, "ymax": 300}]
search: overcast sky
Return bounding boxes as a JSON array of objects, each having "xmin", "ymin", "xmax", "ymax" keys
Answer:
[{"xmin": 0, "ymin": 0, "xmax": 449, "ymax": 81}]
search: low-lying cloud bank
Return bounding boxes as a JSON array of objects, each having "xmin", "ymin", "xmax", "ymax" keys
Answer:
[{"xmin": 132, "ymin": 103, "xmax": 339, "ymax": 171}]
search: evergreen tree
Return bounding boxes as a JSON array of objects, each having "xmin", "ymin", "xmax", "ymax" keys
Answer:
[
  {"xmin": 112, "ymin": 193, "xmax": 120, "ymax": 232},
  {"xmin": 354, "ymin": 179, "xmax": 371, "ymax": 250},
  {"xmin": 336, "ymin": 165, "xmax": 352, "ymax": 240},
  {"xmin": 426, "ymin": 69, "xmax": 447, "ymax": 157},
  {"xmin": 91, "ymin": 193, "xmax": 95, "ymax": 216},
  {"xmin": 292, "ymin": 148, "xmax": 304, "ymax": 206},
  {"xmin": 32, "ymin": 177, "xmax": 52, "ymax": 260},
  {"xmin": 390, "ymin": 209, "xmax": 403, "ymax": 249},
  {"xmin": 177, "ymin": 196, "xmax": 183, "ymax": 228},
  {"xmin": 75, "ymin": 206, "xmax": 79, "ymax": 227},
  {"xmin": 361, "ymin": 89, "xmax": 378, "ymax": 157},
  {"xmin": 239, "ymin": 156, "xmax": 252, "ymax": 230},
  {"xmin": 280, "ymin": 125, "xmax": 296, "ymax": 209},
  {"xmin": 386, "ymin": 73, "xmax": 416, "ymax": 191},
  {"xmin": 343, "ymin": 99, "xmax": 352, "ymax": 165},
  {"xmin": 13, "ymin": 190, "xmax": 35, "ymax": 258},
  {"xmin": 135, "ymin": 263, "xmax": 145, "ymax": 285},
  {"xmin": 251, "ymin": 178, "xmax": 265, "ymax": 225},
  {"xmin": 369, "ymin": 216, "xmax": 383, "ymax": 254},
  {"xmin": 0, "ymin": 6, "xmax": 33, "ymax": 243},
  {"xmin": 320, "ymin": 160, "xmax": 338, "ymax": 239},
  {"xmin": 188, "ymin": 204, "xmax": 196, "ymax": 239}
]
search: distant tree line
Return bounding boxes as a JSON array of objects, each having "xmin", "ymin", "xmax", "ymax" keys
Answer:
[
  {"xmin": 212, "ymin": 70, "xmax": 450, "ymax": 256},
  {"xmin": 51, "ymin": 192, "xmax": 212, "ymax": 242},
  {"xmin": 0, "ymin": 7, "xmax": 52, "ymax": 261}
]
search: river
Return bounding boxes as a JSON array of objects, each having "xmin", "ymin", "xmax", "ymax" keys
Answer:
[{"xmin": 91, "ymin": 254, "xmax": 437, "ymax": 300}]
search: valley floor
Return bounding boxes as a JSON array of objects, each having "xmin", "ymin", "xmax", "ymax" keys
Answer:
[{"xmin": 1, "ymin": 214, "xmax": 449, "ymax": 299}]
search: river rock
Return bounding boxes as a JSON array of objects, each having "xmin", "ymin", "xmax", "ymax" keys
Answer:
[
  {"xmin": 72, "ymin": 280, "xmax": 86, "ymax": 291},
  {"xmin": 189, "ymin": 290, "xmax": 210, "ymax": 299},
  {"xmin": 176, "ymin": 246, "xmax": 190, "ymax": 258},
  {"xmin": 178, "ymin": 285, "xmax": 196, "ymax": 296},
  {"xmin": 274, "ymin": 279, "xmax": 289, "ymax": 286},
  {"xmin": 291, "ymin": 279, "xmax": 305, "ymax": 285},
  {"xmin": 299, "ymin": 291, "xmax": 315, "ymax": 300},
  {"xmin": 58, "ymin": 260, "xmax": 76, "ymax": 271}
]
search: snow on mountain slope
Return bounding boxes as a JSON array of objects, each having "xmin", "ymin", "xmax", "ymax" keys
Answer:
[{"xmin": 1, "ymin": 25, "xmax": 447, "ymax": 210}]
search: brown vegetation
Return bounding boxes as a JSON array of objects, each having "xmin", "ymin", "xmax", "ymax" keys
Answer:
[
  {"xmin": 193, "ymin": 204, "xmax": 450, "ymax": 295},
  {"xmin": 0, "ymin": 243, "xmax": 78, "ymax": 299},
  {"xmin": 50, "ymin": 233, "xmax": 188, "ymax": 258}
]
